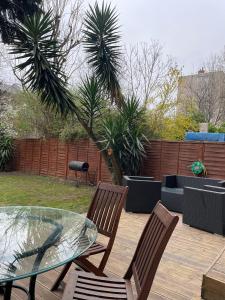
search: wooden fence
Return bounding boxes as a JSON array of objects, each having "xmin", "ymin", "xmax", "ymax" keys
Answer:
[
  {"xmin": 12, "ymin": 138, "xmax": 112, "ymax": 183},
  {"xmin": 142, "ymin": 140, "xmax": 225, "ymax": 180},
  {"xmin": 12, "ymin": 139, "xmax": 225, "ymax": 183}
]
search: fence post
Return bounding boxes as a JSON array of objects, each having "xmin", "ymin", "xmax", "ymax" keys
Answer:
[
  {"xmin": 97, "ymin": 152, "xmax": 102, "ymax": 182},
  {"xmin": 38, "ymin": 139, "xmax": 42, "ymax": 175},
  {"xmin": 177, "ymin": 142, "xmax": 181, "ymax": 175},
  {"xmin": 159, "ymin": 140, "xmax": 163, "ymax": 179},
  {"xmin": 65, "ymin": 142, "xmax": 69, "ymax": 179},
  {"xmin": 202, "ymin": 142, "xmax": 205, "ymax": 162}
]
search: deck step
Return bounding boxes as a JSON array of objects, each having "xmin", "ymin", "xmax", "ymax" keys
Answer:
[{"xmin": 202, "ymin": 246, "xmax": 225, "ymax": 300}]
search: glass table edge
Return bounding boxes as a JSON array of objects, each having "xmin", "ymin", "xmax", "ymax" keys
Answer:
[
  {"xmin": 0, "ymin": 205, "xmax": 86, "ymax": 216},
  {"xmin": 0, "ymin": 205, "xmax": 98, "ymax": 283}
]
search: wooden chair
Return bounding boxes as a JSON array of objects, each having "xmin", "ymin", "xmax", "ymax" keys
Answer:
[
  {"xmin": 62, "ymin": 202, "xmax": 179, "ymax": 300},
  {"xmin": 51, "ymin": 182, "xmax": 128, "ymax": 291}
]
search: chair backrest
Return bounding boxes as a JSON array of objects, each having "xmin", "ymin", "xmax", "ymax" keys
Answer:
[
  {"xmin": 86, "ymin": 182, "xmax": 128, "ymax": 238},
  {"xmin": 124, "ymin": 202, "xmax": 178, "ymax": 300},
  {"xmin": 177, "ymin": 175, "xmax": 223, "ymax": 189}
]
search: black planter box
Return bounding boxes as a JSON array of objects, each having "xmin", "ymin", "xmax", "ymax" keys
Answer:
[{"xmin": 122, "ymin": 176, "xmax": 161, "ymax": 213}]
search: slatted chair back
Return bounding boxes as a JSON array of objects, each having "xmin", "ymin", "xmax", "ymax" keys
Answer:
[
  {"xmin": 124, "ymin": 201, "xmax": 179, "ymax": 300},
  {"xmin": 86, "ymin": 182, "xmax": 128, "ymax": 237}
]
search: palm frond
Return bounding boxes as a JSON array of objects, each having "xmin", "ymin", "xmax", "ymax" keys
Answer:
[
  {"xmin": 77, "ymin": 76, "xmax": 105, "ymax": 129},
  {"xmin": 100, "ymin": 96, "xmax": 147, "ymax": 175},
  {"xmin": 83, "ymin": 2, "xmax": 122, "ymax": 104},
  {"xmin": 0, "ymin": 0, "xmax": 42, "ymax": 44},
  {"xmin": 120, "ymin": 96, "xmax": 145, "ymax": 125},
  {"xmin": 10, "ymin": 11, "xmax": 76, "ymax": 115}
]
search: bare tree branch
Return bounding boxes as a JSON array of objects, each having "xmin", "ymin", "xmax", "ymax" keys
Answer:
[
  {"xmin": 43, "ymin": 0, "xmax": 84, "ymax": 81},
  {"xmin": 121, "ymin": 41, "xmax": 177, "ymax": 108}
]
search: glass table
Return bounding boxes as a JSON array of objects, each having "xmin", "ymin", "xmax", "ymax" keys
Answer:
[{"xmin": 0, "ymin": 206, "xmax": 97, "ymax": 300}]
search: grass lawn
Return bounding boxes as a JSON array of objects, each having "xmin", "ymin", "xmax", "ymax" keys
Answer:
[{"xmin": 0, "ymin": 172, "xmax": 95, "ymax": 213}]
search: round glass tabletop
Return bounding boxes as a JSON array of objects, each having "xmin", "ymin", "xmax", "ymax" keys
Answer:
[{"xmin": 0, "ymin": 206, "xmax": 97, "ymax": 283}]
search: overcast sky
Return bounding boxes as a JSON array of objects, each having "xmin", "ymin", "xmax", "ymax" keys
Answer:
[
  {"xmin": 2, "ymin": 0, "xmax": 225, "ymax": 84},
  {"xmin": 89, "ymin": 0, "xmax": 225, "ymax": 75}
]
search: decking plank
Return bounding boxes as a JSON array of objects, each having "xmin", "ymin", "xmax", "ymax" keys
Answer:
[{"xmin": 1, "ymin": 211, "xmax": 224, "ymax": 300}]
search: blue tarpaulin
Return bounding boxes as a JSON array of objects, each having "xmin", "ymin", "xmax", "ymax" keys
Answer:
[{"xmin": 185, "ymin": 132, "xmax": 225, "ymax": 142}]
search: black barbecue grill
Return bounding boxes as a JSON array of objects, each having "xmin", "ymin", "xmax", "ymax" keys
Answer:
[
  {"xmin": 68, "ymin": 161, "xmax": 89, "ymax": 172},
  {"xmin": 69, "ymin": 161, "xmax": 90, "ymax": 186}
]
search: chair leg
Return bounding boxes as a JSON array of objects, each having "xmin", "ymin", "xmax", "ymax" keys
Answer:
[
  {"xmin": 98, "ymin": 250, "xmax": 110, "ymax": 272},
  {"xmin": 51, "ymin": 261, "xmax": 72, "ymax": 291}
]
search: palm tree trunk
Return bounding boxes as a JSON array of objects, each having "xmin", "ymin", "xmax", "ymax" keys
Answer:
[{"xmin": 76, "ymin": 115, "xmax": 122, "ymax": 185}]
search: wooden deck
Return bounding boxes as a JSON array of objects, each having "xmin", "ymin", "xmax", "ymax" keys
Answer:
[
  {"xmin": 4, "ymin": 211, "xmax": 225, "ymax": 300},
  {"xmin": 202, "ymin": 246, "xmax": 225, "ymax": 299}
]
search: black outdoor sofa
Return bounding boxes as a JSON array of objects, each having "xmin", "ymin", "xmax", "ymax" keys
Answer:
[
  {"xmin": 161, "ymin": 175, "xmax": 225, "ymax": 213},
  {"xmin": 183, "ymin": 185, "xmax": 225, "ymax": 235},
  {"xmin": 122, "ymin": 176, "xmax": 161, "ymax": 213}
]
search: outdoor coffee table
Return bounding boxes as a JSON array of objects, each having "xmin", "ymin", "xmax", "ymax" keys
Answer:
[{"xmin": 0, "ymin": 206, "xmax": 97, "ymax": 300}]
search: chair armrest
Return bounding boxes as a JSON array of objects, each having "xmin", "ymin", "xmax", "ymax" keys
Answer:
[
  {"xmin": 163, "ymin": 175, "xmax": 177, "ymax": 188},
  {"xmin": 218, "ymin": 180, "xmax": 225, "ymax": 187},
  {"xmin": 128, "ymin": 176, "xmax": 154, "ymax": 181},
  {"xmin": 204, "ymin": 185, "xmax": 225, "ymax": 192},
  {"xmin": 123, "ymin": 176, "xmax": 154, "ymax": 184}
]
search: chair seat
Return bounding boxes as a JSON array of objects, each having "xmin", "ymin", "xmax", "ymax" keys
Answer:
[
  {"xmin": 77, "ymin": 241, "xmax": 107, "ymax": 258},
  {"xmin": 62, "ymin": 271, "xmax": 134, "ymax": 300}
]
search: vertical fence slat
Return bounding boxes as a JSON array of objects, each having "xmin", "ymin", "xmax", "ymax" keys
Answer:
[
  {"xmin": 56, "ymin": 140, "xmax": 68, "ymax": 178},
  {"xmin": 48, "ymin": 139, "xmax": 58, "ymax": 177}
]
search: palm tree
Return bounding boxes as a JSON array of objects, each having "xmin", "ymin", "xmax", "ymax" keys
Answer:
[
  {"xmin": 10, "ymin": 12, "xmax": 76, "ymax": 115},
  {"xmin": 83, "ymin": 2, "xmax": 123, "ymax": 106},
  {"xmin": 0, "ymin": 0, "xmax": 42, "ymax": 44},
  {"xmin": 10, "ymin": 2, "xmax": 146, "ymax": 184}
]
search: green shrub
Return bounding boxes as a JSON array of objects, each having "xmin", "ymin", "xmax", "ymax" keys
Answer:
[
  {"xmin": 101, "ymin": 97, "xmax": 147, "ymax": 175},
  {"xmin": 0, "ymin": 128, "xmax": 14, "ymax": 171}
]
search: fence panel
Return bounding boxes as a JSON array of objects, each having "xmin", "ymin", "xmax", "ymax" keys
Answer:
[
  {"xmin": 56, "ymin": 141, "xmax": 68, "ymax": 178},
  {"xmin": 142, "ymin": 141, "xmax": 162, "ymax": 180},
  {"xmin": 31, "ymin": 139, "xmax": 41, "ymax": 174},
  {"xmin": 48, "ymin": 139, "xmax": 58, "ymax": 177},
  {"xmin": 160, "ymin": 141, "xmax": 180, "ymax": 177},
  {"xmin": 18, "ymin": 140, "xmax": 27, "ymax": 172},
  {"xmin": 203, "ymin": 142, "xmax": 225, "ymax": 179},
  {"xmin": 40, "ymin": 140, "xmax": 49, "ymax": 176},
  {"xmin": 178, "ymin": 142, "xmax": 203, "ymax": 176},
  {"xmin": 87, "ymin": 140, "xmax": 99, "ymax": 184},
  {"xmin": 12, "ymin": 139, "xmax": 225, "ymax": 183},
  {"xmin": 67, "ymin": 141, "xmax": 78, "ymax": 180}
]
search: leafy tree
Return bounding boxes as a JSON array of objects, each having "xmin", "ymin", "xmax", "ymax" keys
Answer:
[
  {"xmin": 188, "ymin": 110, "xmax": 206, "ymax": 124},
  {"xmin": 207, "ymin": 122, "xmax": 225, "ymax": 133},
  {"xmin": 218, "ymin": 123, "xmax": 225, "ymax": 133},
  {"xmin": 146, "ymin": 68, "xmax": 180, "ymax": 139},
  {"xmin": 161, "ymin": 114, "xmax": 198, "ymax": 141},
  {"xmin": 10, "ymin": 91, "xmax": 88, "ymax": 139}
]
